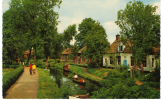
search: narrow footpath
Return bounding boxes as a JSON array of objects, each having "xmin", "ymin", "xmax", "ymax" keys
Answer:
[
  {"xmin": 4, "ymin": 67, "xmax": 39, "ymax": 99},
  {"xmin": 81, "ymin": 67, "xmax": 104, "ymax": 80}
]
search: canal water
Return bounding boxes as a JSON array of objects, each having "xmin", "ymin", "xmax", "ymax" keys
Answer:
[{"xmin": 50, "ymin": 68, "xmax": 101, "ymax": 97}]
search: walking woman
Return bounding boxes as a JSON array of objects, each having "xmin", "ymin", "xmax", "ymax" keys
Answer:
[
  {"xmin": 29, "ymin": 63, "xmax": 32, "ymax": 75},
  {"xmin": 32, "ymin": 63, "xmax": 36, "ymax": 75}
]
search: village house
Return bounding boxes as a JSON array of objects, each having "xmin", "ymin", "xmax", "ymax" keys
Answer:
[
  {"xmin": 24, "ymin": 50, "xmax": 34, "ymax": 58},
  {"xmin": 60, "ymin": 48, "xmax": 73, "ymax": 62},
  {"xmin": 73, "ymin": 46, "xmax": 92, "ymax": 64},
  {"xmin": 103, "ymin": 35, "xmax": 159, "ymax": 71},
  {"xmin": 60, "ymin": 46, "xmax": 91, "ymax": 64}
]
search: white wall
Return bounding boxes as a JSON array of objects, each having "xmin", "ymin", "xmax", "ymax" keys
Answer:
[{"xmin": 103, "ymin": 53, "xmax": 157, "ymax": 71}]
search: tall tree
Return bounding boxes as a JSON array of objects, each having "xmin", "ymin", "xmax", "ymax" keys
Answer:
[
  {"xmin": 38, "ymin": 0, "xmax": 62, "ymax": 68},
  {"xmin": 62, "ymin": 24, "xmax": 77, "ymax": 48},
  {"xmin": 76, "ymin": 18, "xmax": 110, "ymax": 68},
  {"xmin": 115, "ymin": 1, "xmax": 160, "ymax": 80},
  {"xmin": 3, "ymin": 0, "xmax": 27, "ymax": 63}
]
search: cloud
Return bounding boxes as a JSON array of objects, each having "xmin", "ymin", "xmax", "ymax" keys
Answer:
[
  {"xmin": 2, "ymin": 0, "xmax": 11, "ymax": 12},
  {"xmin": 152, "ymin": 1, "xmax": 160, "ymax": 15},
  {"xmin": 103, "ymin": 21, "xmax": 120, "ymax": 44}
]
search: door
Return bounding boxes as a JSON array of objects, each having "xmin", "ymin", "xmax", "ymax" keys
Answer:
[
  {"xmin": 124, "ymin": 60, "xmax": 127, "ymax": 66},
  {"xmin": 78, "ymin": 57, "xmax": 80, "ymax": 64}
]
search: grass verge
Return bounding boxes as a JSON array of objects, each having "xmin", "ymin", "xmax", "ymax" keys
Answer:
[{"xmin": 37, "ymin": 68, "xmax": 62, "ymax": 99}]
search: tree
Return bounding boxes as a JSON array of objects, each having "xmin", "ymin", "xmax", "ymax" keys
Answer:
[
  {"xmin": 115, "ymin": 1, "xmax": 160, "ymax": 80},
  {"xmin": 76, "ymin": 18, "xmax": 110, "ymax": 68},
  {"xmin": 38, "ymin": 0, "xmax": 62, "ymax": 68},
  {"xmin": 62, "ymin": 24, "xmax": 77, "ymax": 48},
  {"xmin": 3, "ymin": 1, "xmax": 27, "ymax": 63}
]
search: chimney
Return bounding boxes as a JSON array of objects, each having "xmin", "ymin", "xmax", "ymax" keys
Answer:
[{"xmin": 116, "ymin": 35, "xmax": 120, "ymax": 41}]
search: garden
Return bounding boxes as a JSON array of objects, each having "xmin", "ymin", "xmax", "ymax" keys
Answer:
[{"xmin": 36, "ymin": 59, "xmax": 160, "ymax": 99}]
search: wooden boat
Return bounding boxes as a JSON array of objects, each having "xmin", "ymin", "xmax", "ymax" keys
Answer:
[
  {"xmin": 71, "ymin": 93, "xmax": 89, "ymax": 99},
  {"xmin": 64, "ymin": 64, "xmax": 70, "ymax": 71},
  {"xmin": 73, "ymin": 78, "xmax": 86, "ymax": 85}
]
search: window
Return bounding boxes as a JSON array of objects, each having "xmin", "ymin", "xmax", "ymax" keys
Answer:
[
  {"xmin": 120, "ymin": 46, "xmax": 123, "ymax": 51},
  {"xmin": 110, "ymin": 56, "xmax": 113, "ymax": 64},
  {"xmin": 105, "ymin": 58, "xmax": 107, "ymax": 63},
  {"xmin": 152, "ymin": 58, "xmax": 154, "ymax": 67},
  {"xmin": 131, "ymin": 56, "xmax": 134, "ymax": 66},
  {"xmin": 117, "ymin": 56, "xmax": 121, "ymax": 65}
]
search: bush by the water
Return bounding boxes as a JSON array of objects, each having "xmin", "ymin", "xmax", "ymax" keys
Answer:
[
  {"xmin": 3, "ymin": 66, "xmax": 23, "ymax": 96},
  {"xmin": 88, "ymin": 62, "xmax": 98, "ymax": 68},
  {"xmin": 91, "ymin": 79, "xmax": 160, "ymax": 99}
]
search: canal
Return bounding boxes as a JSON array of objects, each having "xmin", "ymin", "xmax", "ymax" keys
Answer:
[{"xmin": 50, "ymin": 67, "xmax": 101, "ymax": 97}]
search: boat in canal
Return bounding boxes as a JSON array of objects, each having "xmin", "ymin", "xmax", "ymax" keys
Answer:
[
  {"xmin": 64, "ymin": 63, "xmax": 70, "ymax": 71},
  {"xmin": 73, "ymin": 78, "xmax": 86, "ymax": 85}
]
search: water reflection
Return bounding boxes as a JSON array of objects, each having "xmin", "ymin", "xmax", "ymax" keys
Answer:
[{"xmin": 50, "ymin": 68, "xmax": 100, "ymax": 96}]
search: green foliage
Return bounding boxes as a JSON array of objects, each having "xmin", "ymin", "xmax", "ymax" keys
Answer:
[
  {"xmin": 62, "ymin": 24, "xmax": 77, "ymax": 48},
  {"xmin": 75, "ymin": 18, "xmax": 110, "ymax": 66},
  {"xmin": 88, "ymin": 62, "xmax": 98, "ymax": 68},
  {"xmin": 56, "ymin": 59, "xmax": 60, "ymax": 63},
  {"xmin": 91, "ymin": 79, "xmax": 160, "ymax": 99},
  {"xmin": 115, "ymin": 1, "xmax": 160, "ymax": 66},
  {"xmin": 3, "ymin": 66, "xmax": 23, "ymax": 96}
]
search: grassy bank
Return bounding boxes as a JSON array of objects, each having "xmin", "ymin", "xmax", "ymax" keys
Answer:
[{"xmin": 37, "ymin": 68, "xmax": 62, "ymax": 99}]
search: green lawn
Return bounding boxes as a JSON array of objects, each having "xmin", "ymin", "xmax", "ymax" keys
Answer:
[{"xmin": 86, "ymin": 68, "xmax": 118, "ymax": 79}]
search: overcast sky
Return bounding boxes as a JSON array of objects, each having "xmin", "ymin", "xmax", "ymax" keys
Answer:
[{"xmin": 2, "ymin": 0, "xmax": 160, "ymax": 44}]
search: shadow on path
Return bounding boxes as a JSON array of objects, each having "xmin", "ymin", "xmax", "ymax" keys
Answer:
[{"xmin": 4, "ymin": 66, "xmax": 39, "ymax": 99}]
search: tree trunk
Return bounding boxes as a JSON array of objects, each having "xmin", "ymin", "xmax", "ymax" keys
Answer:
[
  {"xmin": 18, "ymin": 56, "xmax": 20, "ymax": 63},
  {"xmin": 34, "ymin": 45, "xmax": 36, "ymax": 61},
  {"xmin": 55, "ymin": 55, "xmax": 57, "ymax": 63},
  {"xmin": 46, "ymin": 56, "xmax": 49, "ymax": 69},
  {"xmin": 141, "ymin": 62, "xmax": 144, "ymax": 74},
  {"xmin": 36, "ymin": 57, "xmax": 38, "ymax": 63},
  {"xmin": 132, "ymin": 65, "xmax": 135, "ymax": 80},
  {"xmin": 27, "ymin": 48, "xmax": 32, "ymax": 63},
  {"xmin": 10, "ymin": 56, "xmax": 14, "ymax": 63}
]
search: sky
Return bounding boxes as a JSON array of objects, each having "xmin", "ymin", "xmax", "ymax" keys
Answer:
[{"xmin": 1, "ymin": 0, "xmax": 160, "ymax": 44}]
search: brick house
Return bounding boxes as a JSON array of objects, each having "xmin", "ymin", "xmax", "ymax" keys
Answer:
[
  {"xmin": 103, "ymin": 35, "xmax": 159, "ymax": 71},
  {"xmin": 60, "ymin": 46, "xmax": 91, "ymax": 64},
  {"xmin": 73, "ymin": 46, "xmax": 91, "ymax": 64}
]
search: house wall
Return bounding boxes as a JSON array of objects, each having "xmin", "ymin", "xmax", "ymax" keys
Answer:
[
  {"xmin": 103, "ymin": 53, "xmax": 132, "ymax": 67},
  {"xmin": 60, "ymin": 54, "xmax": 73, "ymax": 61},
  {"xmin": 74, "ymin": 55, "xmax": 87, "ymax": 64},
  {"xmin": 103, "ymin": 53, "xmax": 157, "ymax": 71},
  {"xmin": 143, "ymin": 55, "xmax": 156, "ymax": 71}
]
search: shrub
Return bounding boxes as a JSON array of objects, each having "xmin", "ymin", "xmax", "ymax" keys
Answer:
[
  {"xmin": 88, "ymin": 62, "xmax": 98, "ymax": 68},
  {"xmin": 91, "ymin": 81, "xmax": 160, "ymax": 99},
  {"xmin": 56, "ymin": 59, "xmax": 60, "ymax": 63},
  {"xmin": 3, "ymin": 64, "xmax": 20, "ymax": 69},
  {"xmin": 3, "ymin": 66, "xmax": 23, "ymax": 96}
]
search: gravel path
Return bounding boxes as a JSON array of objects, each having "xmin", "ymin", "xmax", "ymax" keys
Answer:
[{"xmin": 4, "ymin": 66, "xmax": 39, "ymax": 99}]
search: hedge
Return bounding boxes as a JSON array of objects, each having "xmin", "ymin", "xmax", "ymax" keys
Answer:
[
  {"xmin": 3, "ymin": 66, "xmax": 24, "ymax": 96},
  {"xmin": 3, "ymin": 64, "xmax": 20, "ymax": 69}
]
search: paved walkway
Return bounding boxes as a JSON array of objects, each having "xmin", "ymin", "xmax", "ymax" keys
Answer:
[
  {"xmin": 4, "ymin": 67, "xmax": 39, "ymax": 99},
  {"xmin": 81, "ymin": 67, "xmax": 104, "ymax": 80}
]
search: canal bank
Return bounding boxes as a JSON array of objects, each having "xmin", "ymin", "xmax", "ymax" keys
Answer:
[{"xmin": 50, "ymin": 67, "xmax": 101, "ymax": 96}]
